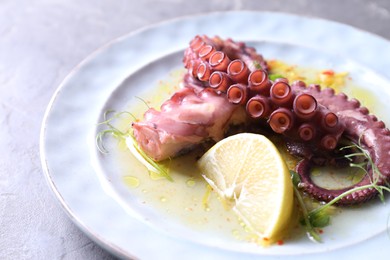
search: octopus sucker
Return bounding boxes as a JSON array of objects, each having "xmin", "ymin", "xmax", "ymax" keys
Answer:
[
  {"xmin": 290, "ymin": 81, "xmax": 390, "ymax": 205},
  {"xmin": 296, "ymin": 158, "xmax": 378, "ymax": 205},
  {"xmin": 132, "ymin": 35, "xmax": 390, "ymax": 206}
]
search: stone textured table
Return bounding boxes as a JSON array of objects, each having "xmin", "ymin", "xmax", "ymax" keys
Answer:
[{"xmin": 1, "ymin": 0, "xmax": 389, "ymax": 259}]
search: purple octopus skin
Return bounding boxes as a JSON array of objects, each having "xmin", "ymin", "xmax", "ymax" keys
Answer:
[
  {"xmin": 184, "ymin": 36, "xmax": 345, "ymax": 152},
  {"xmin": 132, "ymin": 82, "xmax": 247, "ymax": 162},
  {"xmin": 291, "ymin": 82, "xmax": 390, "ymax": 205},
  {"xmin": 133, "ymin": 35, "xmax": 389, "ymax": 206},
  {"xmin": 132, "ymin": 36, "xmax": 268, "ymax": 162},
  {"xmin": 183, "ymin": 35, "xmax": 268, "ymax": 79}
]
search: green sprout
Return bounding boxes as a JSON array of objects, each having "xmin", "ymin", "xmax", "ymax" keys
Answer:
[
  {"xmin": 292, "ymin": 137, "xmax": 390, "ymax": 242},
  {"xmin": 96, "ymin": 110, "xmax": 135, "ymax": 154},
  {"xmin": 268, "ymin": 74, "xmax": 285, "ymax": 81},
  {"xmin": 290, "ymin": 170, "xmax": 322, "ymax": 242},
  {"xmin": 253, "ymin": 61, "xmax": 262, "ymax": 70},
  {"xmin": 96, "ymin": 110, "xmax": 172, "ymax": 181}
]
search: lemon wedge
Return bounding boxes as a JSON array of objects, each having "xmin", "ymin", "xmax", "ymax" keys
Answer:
[{"xmin": 197, "ymin": 133, "xmax": 294, "ymax": 242}]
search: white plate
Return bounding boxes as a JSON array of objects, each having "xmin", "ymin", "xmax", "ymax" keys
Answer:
[{"xmin": 40, "ymin": 11, "xmax": 390, "ymax": 259}]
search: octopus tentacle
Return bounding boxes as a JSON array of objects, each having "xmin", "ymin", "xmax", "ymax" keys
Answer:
[
  {"xmin": 291, "ymin": 82, "xmax": 390, "ymax": 205},
  {"xmin": 132, "ymin": 35, "xmax": 390, "ymax": 206},
  {"xmin": 296, "ymin": 159, "xmax": 378, "ymax": 205},
  {"xmin": 185, "ymin": 37, "xmax": 348, "ymax": 159},
  {"xmin": 183, "ymin": 35, "xmax": 268, "ymax": 84},
  {"xmin": 244, "ymin": 78, "xmax": 344, "ymax": 149},
  {"xmin": 184, "ymin": 37, "xmax": 346, "ymax": 149}
]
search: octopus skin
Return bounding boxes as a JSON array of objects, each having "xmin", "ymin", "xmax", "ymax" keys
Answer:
[
  {"xmin": 183, "ymin": 35, "xmax": 268, "ymax": 86},
  {"xmin": 132, "ymin": 85, "xmax": 246, "ymax": 161},
  {"xmin": 132, "ymin": 35, "xmax": 390, "ymax": 206},
  {"xmin": 133, "ymin": 36, "xmax": 267, "ymax": 161},
  {"xmin": 291, "ymin": 82, "xmax": 390, "ymax": 205},
  {"xmin": 181, "ymin": 36, "xmax": 345, "ymax": 151}
]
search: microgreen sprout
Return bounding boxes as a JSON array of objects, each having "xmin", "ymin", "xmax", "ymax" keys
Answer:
[
  {"xmin": 134, "ymin": 96, "xmax": 150, "ymax": 109},
  {"xmin": 96, "ymin": 110, "xmax": 173, "ymax": 181},
  {"xmin": 253, "ymin": 61, "xmax": 262, "ymax": 70},
  {"xmin": 269, "ymin": 74, "xmax": 285, "ymax": 81},
  {"xmin": 290, "ymin": 170, "xmax": 322, "ymax": 242},
  {"xmin": 127, "ymin": 135, "xmax": 173, "ymax": 181},
  {"xmin": 292, "ymin": 136, "xmax": 390, "ymax": 243},
  {"xmin": 96, "ymin": 110, "xmax": 135, "ymax": 153}
]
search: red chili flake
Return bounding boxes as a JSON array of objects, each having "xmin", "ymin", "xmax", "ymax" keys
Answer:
[
  {"xmin": 322, "ymin": 70, "xmax": 335, "ymax": 76},
  {"xmin": 263, "ymin": 237, "xmax": 269, "ymax": 241},
  {"xmin": 277, "ymin": 240, "xmax": 284, "ymax": 246},
  {"xmin": 319, "ymin": 229, "xmax": 324, "ymax": 234}
]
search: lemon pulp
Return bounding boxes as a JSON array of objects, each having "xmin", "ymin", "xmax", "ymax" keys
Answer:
[{"xmin": 197, "ymin": 133, "xmax": 294, "ymax": 242}]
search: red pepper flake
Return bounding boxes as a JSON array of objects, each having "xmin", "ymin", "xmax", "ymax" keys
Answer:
[
  {"xmin": 319, "ymin": 229, "xmax": 324, "ymax": 234},
  {"xmin": 263, "ymin": 237, "xmax": 269, "ymax": 242},
  {"xmin": 277, "ymin": 240, "xmax": 284, "ymax": 246},
  {"xmin": 322, "ymin": 70, "xmax": 335, "ymax": 76}
]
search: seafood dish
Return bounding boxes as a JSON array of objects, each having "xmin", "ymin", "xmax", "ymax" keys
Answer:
[{"xmin": 132, "ymin": 35, "xmax": 390, "ymax": 207}]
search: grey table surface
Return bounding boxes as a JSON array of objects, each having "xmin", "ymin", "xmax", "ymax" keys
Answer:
[{"xmin": 1, "ymin": 0, "xmax": 390, "ymax": 259}]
